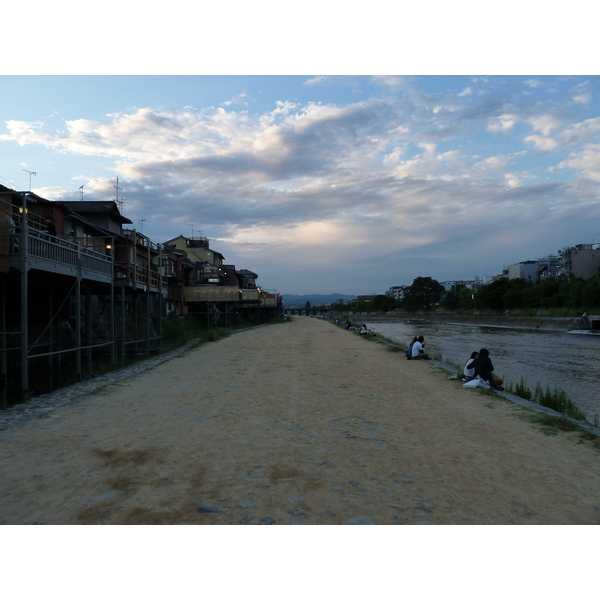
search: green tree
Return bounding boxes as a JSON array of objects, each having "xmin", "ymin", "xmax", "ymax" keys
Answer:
[
  {"xmin": 502, "ymin": 279, "xmax": 527, "ymax": 310},
  {"xmin": 373, "ymin": 294, "xmax": 397, "ymax": 312},
  {"xmin": 440, "ymin": 284, "xmax": 465, "ymax": 311},
  {"xmin": 582, "ymin": 274, "xmax": 600, "ymax": 309},
  {"xmin": 402, "ymin": 277, "xmax": 445, "ymax": 312},
  {"xmin": 474, "ymin": 278, "xmax": 512, "ymax": 310}
]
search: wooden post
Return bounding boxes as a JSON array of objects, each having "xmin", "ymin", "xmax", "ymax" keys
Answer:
[
  {"xmin": 1, "ymin": 285, "xmax": 6, "ymax": 409},
  {"xmin": 75, "ymin": 253, "xmax": 82, "ymax": 380},
  {"xmin": 20, "ymin": 194, "xmax": 29, "ymax": 394}
]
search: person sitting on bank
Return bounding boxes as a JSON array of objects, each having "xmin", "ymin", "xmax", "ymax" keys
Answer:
[
  {"xmin": 360, "ymin": 324, "xmax": 374, "ymax": 335},
  {"xmin": 410, "ymin": 336, "xmax": 430, "ymax": 360},
  {"xmin": 472, "ymin": 348, "xmax": 504, "ymax": 390},
  {"xmin": 463, "ymin": 351, "xmax": 479, "ymax": 380}
]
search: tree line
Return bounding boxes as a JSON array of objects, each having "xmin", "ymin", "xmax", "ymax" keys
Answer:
[{"xmin": 328, "ymin": 275, "xmax": 600, "ymax": 313}]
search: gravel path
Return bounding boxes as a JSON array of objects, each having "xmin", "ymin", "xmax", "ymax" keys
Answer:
[{"xmin": 1, "ymin": 317, "xmax": 599, "ymax": 524}]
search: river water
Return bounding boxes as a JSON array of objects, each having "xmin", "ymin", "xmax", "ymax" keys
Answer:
[{"xmin": 365, "ymin": 320, "xmax": 600, "ymax": 423}]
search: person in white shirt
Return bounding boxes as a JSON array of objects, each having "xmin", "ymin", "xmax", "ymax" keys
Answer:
[
  {"xmin": 410, "ymin": 336, "xmax": 430, "ymax": 360},
  {"xmin": 463, "ymin": 351, "xmax": 479, "ymax": 380}
]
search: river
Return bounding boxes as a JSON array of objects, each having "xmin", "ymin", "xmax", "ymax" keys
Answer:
[{"xmin": 365, "ymin": 320, "xmax": 600, "ymax": 424}]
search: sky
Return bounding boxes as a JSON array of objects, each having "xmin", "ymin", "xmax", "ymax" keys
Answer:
[{"xmin": 1, "ymin": 6, "xmax": 598, "ymax": 298}]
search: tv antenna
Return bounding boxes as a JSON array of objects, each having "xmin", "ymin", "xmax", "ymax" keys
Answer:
[
  {"xmin": 22, "ymin": 169, "xmax": 36, "ymax": 191},
  {"xmin": 139, "ymin": 218, "xmax": 146, "ymax": 234},
  {"xmin": 114, "ymin": 177, "xmax": 125, "ymax": 212},
  {"xmin": 187, "ymin": 223, "xmax": 195, "ymax": 238},
  {"xmin": 78, "ymin": 184, "xmax": 84, "ymax": 201}
]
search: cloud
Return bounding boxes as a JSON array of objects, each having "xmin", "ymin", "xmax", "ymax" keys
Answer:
[
  {"xmin": 529, "ymin": 114, "xmax": 561, "ymax": 136},
  {"xmin": 221, "ymin": 93, "xmax": 248, "ymax": 107},
  {"xmin": 557, "ymin": 143, "xmax": 600, "ymax": 181},
  {"xmin": 504, "ymin": 171, "xmax": 536, "ymax": 188},
  {"xmin": 2, "ymin": 76, "xmax": 599, "ymax": 294},
  {"xmin": 524, "ymin": 134, "xmax": 559, "ymax": 150},
  {"xmin": 487, "ymin": 113, "xmax": 516, "ymax": 132},
  {"xmin": 574, "ymin": 93, "xmax": 591, "ymax": 104},
  {"xmin": 32, "ymin": 185, "xmax": 65, "ymax": 199},
  {"xmin": 371, "ymin": 75, "xmax": 407, "ymax": 89},
  {"xmin": 303, "ymin": 76, "xmax": 332, "ymax": 86}
]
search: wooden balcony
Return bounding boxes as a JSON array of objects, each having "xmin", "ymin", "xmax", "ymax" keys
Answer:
[
  {"xmin": 9, "ymin": 219, "xmax": 113, "ymax": 283},
  {"xmin": 114, "ymin": 261, "xmax": 166, "ymax": 294},
  {"xmin": 184, "ymin": 285, "xmax": 240, "ymax": 302}
]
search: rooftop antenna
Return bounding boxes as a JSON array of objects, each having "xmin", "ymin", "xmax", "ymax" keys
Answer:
[
  {"xmin": 139, "ymin": 218, "xmax": 146, "ymax": 234},
  {"xmin": 113, "ymin": 177, "xmax": 125, "ymax": 212},
  {"xmin": 79, "ymin": 184, "xmax": 84, "ymax": 201},
  {"xmin": 22, "ymin": 169, "xmax": 36, "ymax": 191},
  {"xmin": 187, "ymin": 223, "xmax": 195, "ymax": 238}
]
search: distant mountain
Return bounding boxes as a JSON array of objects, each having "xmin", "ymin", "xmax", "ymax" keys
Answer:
[{"xmin": 282, "ymin": 293, "xmax": 356, "ymax": 307}]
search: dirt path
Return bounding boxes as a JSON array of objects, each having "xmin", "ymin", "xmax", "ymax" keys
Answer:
[{"xmin": 1, "ymin": 317, "xmax": 599, "ymax": 525}]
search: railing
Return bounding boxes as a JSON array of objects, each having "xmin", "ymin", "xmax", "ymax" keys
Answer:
[
  {"xmin": 241, "ymin": 289, "xmax": 260, "ymax": 301},
  {"xmin": 114, "ymin": 261, "xmax": 164, "ymax": 289},
  {"xmin": 10, "ymin": 225, "xmax": 113, "ymax": 276},
  {"xmin": 185, "ymin": 286, "xmax": 240, "ymax": 302},
  {"xmin": 123, "ymin": 229, "xmax": 160, "ymax": 252}
]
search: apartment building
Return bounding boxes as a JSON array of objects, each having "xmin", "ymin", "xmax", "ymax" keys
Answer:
[{"xmin": 558, "ymin": 244, "xmax": 600, "ymax": 280}]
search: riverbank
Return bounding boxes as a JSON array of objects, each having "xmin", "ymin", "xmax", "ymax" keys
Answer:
[
  {"xmin": 1, "ymin": 316, "xmax": 599, "ymax": 525},
  {"xmin": 334, "ymin": 312, "xmax": 584, "ymax": 332}
]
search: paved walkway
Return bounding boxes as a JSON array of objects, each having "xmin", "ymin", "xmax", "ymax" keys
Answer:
[{"xmin": 1, "ymin": 317, "xmax": 600, "ymax": 524}]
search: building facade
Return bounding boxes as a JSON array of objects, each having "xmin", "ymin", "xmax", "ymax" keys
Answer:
[{"xmin": 558, "ymin": 245, "xmax": 600, "ymax": 280}]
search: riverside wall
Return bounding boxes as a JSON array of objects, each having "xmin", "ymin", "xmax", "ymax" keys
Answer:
[{"xmin": 337, "ymin": 312, "xmax": 586, "ymax": 333}]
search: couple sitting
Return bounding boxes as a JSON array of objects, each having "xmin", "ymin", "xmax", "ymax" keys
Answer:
[
  {"xmin": 464, "ymin": 349, "xmax": 504, "ymax": 390},
  {"xmin": 407, "ymin": 336, "xmax": 430, "ymax": 360}
]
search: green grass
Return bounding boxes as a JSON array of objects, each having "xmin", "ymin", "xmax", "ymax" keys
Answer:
[
  {"xmin": 506, "ymin": 376, "xmax": 533, "ymax": 400},
  {"xmin": 386, "ymin": 345, "xmax": 405, "ymax": 353},
  {"xmin": 521, "ymin": 412, "xmax": 600, "ymax": 450},
  {"xmin": 505, "ymin": 376, "xmax": 586, "ymax": 421},
  {"xmin": 525, "ymin": 412, "xmax": 580, "ymax": 433}
]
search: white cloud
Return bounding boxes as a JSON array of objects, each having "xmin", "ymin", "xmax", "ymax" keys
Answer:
[
  {"xmin": 382, "ymin": 145, "xmax": 408, "ymax": 165},
  {"xmin": 529, "ymin": 114, "xmax": 561, "ymax": 136},
  {"xmin": 574, "ymin": 93, "xmax": 591, "ymax": 104},
  {"xmin": 32, "ymin": 185, "xmax": 65, "ymax": 199},
  {"xmin": 557, "ymin": 143, "xmax": 600, "ymax": 181},
  {"xmin": 504, "ymin": 171, "xmax": 536, "ymax": 188},
  {"xmin": 473, "ymin": 155, "xmax": 512, "ymax": 173},
  {"xmin": 3, "ymin": 77, "xmax": 600, "ymax": 294},
  {"xmin": 487, "ymin": 114, "xmax": 516, "ymax": 132},
  {"xmin": 221, "ymin": 93, "xmax": 248, "ymax": 107},
  {"xmin": 371, "ymin": 75, "xmax": 406, "ymax": 88},
  {"xmin": 303, "ymin": 76, "xmax": 329, "ymax": 86},
  {"xmin": 524, "ymin": 79, "xmax": 542, "ymax": 88},
  {"xmin": 524, "ymin": 134, "xmax": 559, "ymax": 150}
]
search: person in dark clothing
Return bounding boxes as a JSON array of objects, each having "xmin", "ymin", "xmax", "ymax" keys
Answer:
[
  {"xmin": 472, "ymin": 348, "xmax": 504, "ymax": 390},
  {"xmin": 42, "ymin": 216, "xmax": 57, "ymax": 237}
]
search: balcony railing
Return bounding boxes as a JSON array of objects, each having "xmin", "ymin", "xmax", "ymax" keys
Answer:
[
  {"xmin": 9, "ymin": 221, "xmax": 113, "ymax": 277},
  {"xmin": 114, "ymin": 261, "xmax": 164, "ymax": 290},
  {"xmin": 123, "ymin": 229, "xmax": 160, "ymax": 252}
]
